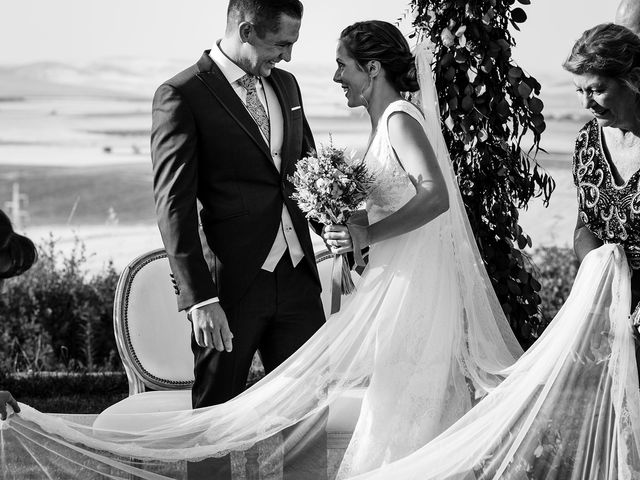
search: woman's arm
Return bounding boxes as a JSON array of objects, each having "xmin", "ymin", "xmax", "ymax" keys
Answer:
[
  {"xmin": 573, "ymin": 214, "xmax": 603, "ymax": 263},
  {"xmin": 325, "ymin": 111, "xmax": 449, "ymax": 253},
  {"xmin": 366, "ymin": 111, "xmax": 449, "ymax": 244}
]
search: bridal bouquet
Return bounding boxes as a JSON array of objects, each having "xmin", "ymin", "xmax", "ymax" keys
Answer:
[{"xmin": 289, "ymin": 141, "xmax": 374, "ymax": 304}]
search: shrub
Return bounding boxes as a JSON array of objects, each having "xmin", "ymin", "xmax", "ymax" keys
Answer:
[
  {"xmin": 0, "ymin": 235, "xmax": 120, "ymax": 373},
  {"xmin": 0, "ymin": 371, "xmax": 128, "ymax": 413},
  {"xmin": 531, "ymin": 246, "xmax": 579, "ymax": 324}
]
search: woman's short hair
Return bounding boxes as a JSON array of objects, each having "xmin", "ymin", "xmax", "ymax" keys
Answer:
[
  {"xmin": 339, "ymin": 20, "xmax": 419, "ymax": 93},
  {"xmin": 563, "ymin": 22, "xmax": 640, "ymax": 96},
  {"xmin": 0, "ymin": 210, "xmax": 37, "ymax": 279}
]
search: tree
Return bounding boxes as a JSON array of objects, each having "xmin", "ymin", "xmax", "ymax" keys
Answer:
[{"xmin": 408, "ymin": 0, "xmax": 555, "ymax": 348}]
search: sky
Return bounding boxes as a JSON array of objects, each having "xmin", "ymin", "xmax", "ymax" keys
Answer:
[{"xmin": 2, "ymin": 0, "xmax": 621, "ymax": 80}]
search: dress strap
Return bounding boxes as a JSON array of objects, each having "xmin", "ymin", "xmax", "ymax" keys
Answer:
[{"xmin": 380, "ymin": 100, "xmax": 426, "ymax": 132}]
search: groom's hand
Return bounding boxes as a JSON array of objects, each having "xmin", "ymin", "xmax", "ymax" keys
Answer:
[{"xmin": 191, "ymin": 303, "xmax": 234, "ymax": 352}]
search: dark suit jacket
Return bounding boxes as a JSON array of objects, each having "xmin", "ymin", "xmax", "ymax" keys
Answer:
[{"xmin": 151, "ymin": 51, "xmax": 320, "ymax": 311}]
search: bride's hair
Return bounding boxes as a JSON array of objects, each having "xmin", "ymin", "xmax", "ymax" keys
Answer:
[{"xmin": 339, "ymin": 20, "xmax": 419, "ymax": 93}]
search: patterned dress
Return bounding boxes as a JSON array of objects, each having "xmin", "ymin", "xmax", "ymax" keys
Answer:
[{"xmin": 573, "ymin": 118, "xmax": 640, "ymax": 271}]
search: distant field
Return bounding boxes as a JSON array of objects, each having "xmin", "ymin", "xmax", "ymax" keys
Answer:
[
  {"xmin": 0, "ymin": 163, "xmax": 156, "ymax": 226},
  {"xmin": 0, "ymin": 150, "xmax": 576, "ymax": 275}
]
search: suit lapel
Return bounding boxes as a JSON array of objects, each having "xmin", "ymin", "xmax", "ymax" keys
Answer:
[
  {"xmin": 194, "ymin": 52, "xmax": 274, "ymax": 168},
  {"xmin": 268, "ymin": 70, "xmax": 292, "ymax": 176}
]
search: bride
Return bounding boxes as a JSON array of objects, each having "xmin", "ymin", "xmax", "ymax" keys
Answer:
[
  {"xmin": 1, "ymin": 21, "xmax": 522, "ymax": 480},
  {"xmin": 323, "ymin": 20, "xmax": 522, "ymax": 478}
]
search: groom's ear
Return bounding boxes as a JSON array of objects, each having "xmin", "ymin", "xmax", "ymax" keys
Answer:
[{"xmin": 238, "ymin": 22, "xmax": 253, "ymax": 43}]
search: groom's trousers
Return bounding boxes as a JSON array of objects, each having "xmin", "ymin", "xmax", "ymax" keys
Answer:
[{"xmin": 187, "ymin": 252, "xmax": 327, "ymax": 480}]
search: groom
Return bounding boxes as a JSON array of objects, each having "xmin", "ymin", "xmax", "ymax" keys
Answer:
[{"xmin": 151, "ymin": 0, "xmax": 327, "ymax": 477}]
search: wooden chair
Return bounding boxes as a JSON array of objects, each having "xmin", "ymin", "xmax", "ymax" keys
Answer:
[{"xmin": 95, "ymin": 247, "xmax": 364, "ymax": 439}]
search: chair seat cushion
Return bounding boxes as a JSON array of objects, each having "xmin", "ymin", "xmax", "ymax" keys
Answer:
[
  {"xmin": 93, "ymin": 388, "xmax": 365, "ymax": 434},
  {"xmin": 327, "ymin": 388, "xmax": 365, "ymax": 433},
  {"xmin": 93, "ymin": 390, "xmax": 192, "ymax": 431}
]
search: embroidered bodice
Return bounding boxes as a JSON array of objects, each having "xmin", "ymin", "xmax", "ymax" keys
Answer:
[
  {"xmin": 364, "ymin": 100, "xmax": 422, "ymax": 224},
  {"xmin": 573, "ymin": 118, "xmax": 640, "ymax": 269}
]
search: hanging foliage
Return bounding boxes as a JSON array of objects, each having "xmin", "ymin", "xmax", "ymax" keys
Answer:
[{"xmin": 408, "ymin": 0, "xmax": 555, "ymax": 348}]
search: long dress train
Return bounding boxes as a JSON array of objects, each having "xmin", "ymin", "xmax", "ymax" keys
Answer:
[{"xmin": 351, "ymin": 243, "xmax": 640, "ymax": 480}]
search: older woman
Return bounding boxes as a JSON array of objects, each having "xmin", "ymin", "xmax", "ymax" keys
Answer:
[
  {"xmin": 0, "ymin": 209, "xmax": 37, "ymax": 421},
  {"xmin": 563, "ymin": 23, "xmax": 640, "ymax": 310}
]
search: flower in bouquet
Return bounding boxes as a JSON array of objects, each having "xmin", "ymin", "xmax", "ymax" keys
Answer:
[
  {"xmin": 289, "ymin": 141, "xmax": 374, "ymax": 301},
  {"xmin": 289, "ymin": 142, "xmax": 374, "ymax": 227}
]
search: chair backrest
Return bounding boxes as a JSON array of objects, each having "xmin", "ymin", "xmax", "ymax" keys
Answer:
[
  {"xmin": 114, "ymin": 248, "xmax": 336, "ymax": 396},
  {"xmin": 113, "ymin": 249, "xmax": 194, "ymax": 395}
]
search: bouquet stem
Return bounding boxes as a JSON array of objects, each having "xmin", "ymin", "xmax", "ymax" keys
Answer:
[
  {"xmin": 340, "ymin": 253, "xmax": 356, "ymax": 295},
  {"xmin": 330, "ymin": 253, "xmax": 355, "ymax": 314}
]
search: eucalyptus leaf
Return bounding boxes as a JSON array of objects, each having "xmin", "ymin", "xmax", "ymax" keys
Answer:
[
  {"xmin": 508, "ymin": 66, "xmax": 523, "ymax": 79},
  {"xmin": 444, "ymin": 66, "xmax": 456, "ymax": 81},
  {"xmin": 511, "ymin": 7, "xmax": 527, "ymax": 23},
  {"xmin": 462, "ymin": 95, "xmax": 474, "ymax": 112},
  {"xmin": 529, "ymin": 97, "xmax": 544, "ymax": 114},
  {"xmin": 455, "ymin": 50, "xmax": 469, "ymax": 63},
  {"xmin": 480, "ymin": 60, "xmax": 493, "ymax": 74},
  {"xmin": 496, "ymin": 99, "xmax": 510, "ymax": 118},
  {"xmin": 441, "ymin": 52, "xmax": 455, "ymax": 66},
  {"xmin": 517, "ymin": 82, "xmax": 532, "ymax": 98}
]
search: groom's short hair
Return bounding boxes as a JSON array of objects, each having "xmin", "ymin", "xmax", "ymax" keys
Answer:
[{"xmin": 227, "ymin": 0, "xmax": 304, "ymax": 37}]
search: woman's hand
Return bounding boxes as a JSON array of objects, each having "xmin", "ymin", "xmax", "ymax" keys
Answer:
[
  {"xmin": 574, "ymin": 214, "xmax": 603, "ymax": 263},
  {"xmin": 323, "ymin": 225, "xmax": 354, "ymax": 255},
  {"xmin": 323, "ymin": 210, "xmax": 370, "ymax": 257},
  {"xmin": 0, "ymin": 391, "xmax": 19, "ymax": 420}
]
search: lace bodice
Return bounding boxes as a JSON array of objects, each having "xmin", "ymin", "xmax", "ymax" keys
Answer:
[{"xmin": 365, "ymin": 100, "xmax": 423, "ymax": 224}]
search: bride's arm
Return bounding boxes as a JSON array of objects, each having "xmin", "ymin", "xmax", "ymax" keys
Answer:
[
  {"xmin": 325, "ymin": 112, "xmax": 449, "ymax": 254},
  {"xmin": 367, "ymin": 111, "xmax": 449, "ymax": 244}
]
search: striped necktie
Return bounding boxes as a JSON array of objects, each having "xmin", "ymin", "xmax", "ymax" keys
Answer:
[{"xmin": 237, "ymin": 74, "xmax": 270, "ymax": 142}]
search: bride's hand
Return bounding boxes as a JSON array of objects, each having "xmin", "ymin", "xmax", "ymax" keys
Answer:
[
  {"xmin": 322, "ymin": 212, "xmax": 371, "ymax": 263},
  {"xmin": 346, "ymin": 213, "xmax": 370, "ymax": 267},
  {"xmin": 323, "ymin": 225, "xmax": 353, "ymax": 254}
]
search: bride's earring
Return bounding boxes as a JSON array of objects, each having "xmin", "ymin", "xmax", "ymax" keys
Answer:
[
  {"xmin": 359, "ymin": 63, "xmax": 375, "ymax": 108},
  {"xmin": 359, "ymin": 77, "xmax": 372, "ymax": 108}
]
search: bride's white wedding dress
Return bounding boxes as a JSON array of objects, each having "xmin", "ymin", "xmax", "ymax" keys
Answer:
[
  {"xmin": 336, "ymin": 99, "xmax": 518, "ymax": 478},
  {"xmin": 0, "ymin": 48, "xmax": 523, "ymax": 479}
]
